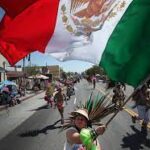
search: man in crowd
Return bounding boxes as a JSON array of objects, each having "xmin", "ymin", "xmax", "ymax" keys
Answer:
[{"xmin": 131, "ymin": 84, "xmax": 150, "ymax": 133}]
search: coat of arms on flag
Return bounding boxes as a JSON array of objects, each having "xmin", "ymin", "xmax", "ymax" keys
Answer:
[{"xmin": 60, "ymin": 0, "xmax": 126, "ymax": 47}]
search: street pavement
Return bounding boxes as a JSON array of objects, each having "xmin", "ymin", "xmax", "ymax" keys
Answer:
[
  {"xmin": 0, "ymin": 80, "xmax": 149, "ymax": 150},
  {"xmin": 0, "ymin": 90, "xmax": 45, "ymax": 140}
]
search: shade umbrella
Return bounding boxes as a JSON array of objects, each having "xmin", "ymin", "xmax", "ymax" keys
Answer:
[
  {"xmin": 28, "ymin": 74, "xmax": 49, "ymax": 79},
  {"xmin": 36, "ymin": 74, "xmax": 49, "ymax": 79}
]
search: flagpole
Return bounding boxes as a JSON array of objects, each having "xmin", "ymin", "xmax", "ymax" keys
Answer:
[{"xmin": 105, "ymin": 74, "xmax": 150, "ymax": 127}]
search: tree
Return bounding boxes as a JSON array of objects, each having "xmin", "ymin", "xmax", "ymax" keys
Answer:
[
  {"xmin": 85, "ymin": 65, "xmax": 105, "ymax": 76},
  {"xmin": 61, "ymin": 71, "xmax": 67, "ymax": 80},
  {"xmin": 25, "ymin": 65, "xmax": 40, "ymax": 76}
]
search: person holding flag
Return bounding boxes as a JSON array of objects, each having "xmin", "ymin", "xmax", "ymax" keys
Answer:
[
  {"xmin": 62, "ymin": 92, "xmax": 116, "ymax": 150},
  {"xmin": 64, "ymin": 109, "xmax": 105, "ymax": 150}
]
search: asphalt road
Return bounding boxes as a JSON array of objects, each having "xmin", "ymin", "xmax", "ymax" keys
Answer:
[{"xmin": 0, "ymin": 80, "xmax": 149, "ymax": 150}]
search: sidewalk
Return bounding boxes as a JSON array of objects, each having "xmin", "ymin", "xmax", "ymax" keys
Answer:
[{"xmin": 0, "ymin": 90, "xmax": 45, "ymax": 111}]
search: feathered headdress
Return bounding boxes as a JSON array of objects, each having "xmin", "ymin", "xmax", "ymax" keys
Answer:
[{"xmin": 62, "ymin": 92, "xmax": 116, "ymax": 130}]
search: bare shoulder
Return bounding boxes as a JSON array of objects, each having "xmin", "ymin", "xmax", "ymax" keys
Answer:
[
  {"xmin": 66, "ymin": 128, "xmax": 77, "ymax": 137},
  {"xmin": 66, "ymin": 128, "xmax": 81, "ymax": 144}
]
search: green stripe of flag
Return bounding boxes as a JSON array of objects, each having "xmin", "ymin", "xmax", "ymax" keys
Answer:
[{"xmin": 100, "ymin": 0, "xmax": 150, "ymax": 87}]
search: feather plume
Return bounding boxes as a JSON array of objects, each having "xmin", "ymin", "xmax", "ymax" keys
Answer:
[{"xmin": 61, "ymin": 92, "xmax": 116, "ymax": 131}]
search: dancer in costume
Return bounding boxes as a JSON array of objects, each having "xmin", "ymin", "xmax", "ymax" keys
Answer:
[
  {"xmin": 54, "ymin": 87, "xmax": 65, "ymax": 124},
  {"xmin": 112, "ymin": 83, "xmax": 125, "ymax": 108},
  {"xmin": 64, "ymin": 109, "xmax": 105, "ymax": 150},
  {"xmin": 131, "ymin": 84, "xmax": 150, "ymax": 133},
  {"xmin": 45, "ymin": 83, "xmax": 54, "ymax": 107},
  {"xmin": 63, "ymin": 93, "xmax": 116, "ymax": 150}
]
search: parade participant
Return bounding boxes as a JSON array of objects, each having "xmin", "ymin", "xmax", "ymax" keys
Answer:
[
  {"xmin": 91, "ymin": 74, "xmax": 96, "ymax": 89},
  {"xmin": 61, "ymin": 85, "xmax": 68, "ymax": 105},
  {"xmin": 54, "ymin": 87, "xmax": 65, "ymax": 124},
  {"xmin": 131, "ymin": 84, "xmax": 150, "ymax": 132},
  {"xmin": 63, "ymin": 93, "xmax": 116, "ymax": 150},
  {"xmin": 120, "ymin": 82, "xmax": 126, "ymax": 91},
  {"xmin": 45, "ymin": 83, "xmax": 54, "ymax": 107},
  {"xmin": 64, "ymin": 109, "xmax": 105, "ymax": 150},
  {"xmin": 112, "ymin": 83, "xmax": 125, "ymax": 108}
]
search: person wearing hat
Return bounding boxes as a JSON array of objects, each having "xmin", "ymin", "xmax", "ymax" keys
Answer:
[{"xmin": 64, "ymin": 108, "xmax": 105, "ymax": 150}]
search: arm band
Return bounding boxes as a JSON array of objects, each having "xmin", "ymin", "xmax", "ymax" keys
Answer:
[
  {"xmin": 80, "ymin": 128, "xmax": 98, "ymax": 144},
  {"xmin": 80, "ymin": 128, "xmax": 98, "ymax": 150},
  {"xmin": 90, "ymin": 128, "xmax": 98, "ymax": 141}
]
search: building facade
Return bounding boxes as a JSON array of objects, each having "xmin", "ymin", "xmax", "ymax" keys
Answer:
[
  {"xmin": 25, "ymin": 65, "xmax": 60, "ymax": 80},
  {"xmin": 0, "ymin": 54, "xmax": 8, "ymax": 82},
  {"xmin": 47, "ymin": 65, "xmax": 60, "ymax": 79}
]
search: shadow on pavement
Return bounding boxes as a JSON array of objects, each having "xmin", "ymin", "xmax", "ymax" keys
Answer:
[
  {"xmin": 19, "ymin": 120, "xmax": 61, "ymax": 137},
  {"xmin": 121, "ymin": 125, "xmax": 150, "ymax": 150},
  {"xmin": 30, "ymin": 104, "xmax": 50, "ymax": 111}
]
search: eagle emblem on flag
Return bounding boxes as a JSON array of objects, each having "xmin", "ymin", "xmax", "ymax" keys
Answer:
[
  {"xmin": 61, "ymin": 0, "xmax": 126, "ymax": 47},
  {"xmin": 61, "ymin": 0, "xmax": 118, "ymax": 35}
]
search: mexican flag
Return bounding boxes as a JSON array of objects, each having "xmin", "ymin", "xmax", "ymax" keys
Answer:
[{"xmin": 0, "ymin": 0, "xmax": 150, "ymax": 87}]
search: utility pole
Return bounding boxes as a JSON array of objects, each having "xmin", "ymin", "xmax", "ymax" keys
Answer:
[
  {"xmin": 23, "ymin": 58, "xmax": 25, "ymax": 72},
  {"xmin": 2, "ymin": 61, "xmax": 6, "ymax": 80},
  {"xmin": 28, "ymin": 54, "xmax": 31, "ymax": 67}
]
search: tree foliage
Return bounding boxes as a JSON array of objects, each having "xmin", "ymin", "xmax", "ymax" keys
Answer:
[
  {"xmin": 25, "ymin": 66, "xmax": 40, "ymax": 76},
  {"xmin": 85, "ymin": 65, "xmax": 105, "ymax": 76}
]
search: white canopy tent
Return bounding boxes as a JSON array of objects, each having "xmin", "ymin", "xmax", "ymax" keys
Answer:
[{"xmin": 28, "ymin": 74, "xmax": 49, "ymax": 79}]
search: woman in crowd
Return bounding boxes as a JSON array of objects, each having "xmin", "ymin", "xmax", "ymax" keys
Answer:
[
  {"xmin": 64, "ymin": 109, "xmax": 105, "ymax": 150},
  {"xmin": 131, "ymin": 84, "xmax": 150, "ymax": 133}
]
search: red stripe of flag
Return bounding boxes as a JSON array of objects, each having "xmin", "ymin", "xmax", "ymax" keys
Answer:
[
  {"xmin": 0, "ymin": 0, "xmax": 59, "ymax": 65},
  {"xmin": 0, "ymin": 0, "xmax": 37, "ymax": 18}
]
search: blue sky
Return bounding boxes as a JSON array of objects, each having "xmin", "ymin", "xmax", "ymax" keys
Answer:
[
  {"xmin": 0, "ymin": 7, "xmax": 93, "ymax": 73},
  {"xmin": 17, "ymin": 52, "xmax": 93, "ymax": 73}
]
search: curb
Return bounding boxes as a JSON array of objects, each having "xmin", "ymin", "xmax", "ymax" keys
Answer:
[
  {"xmin": 0, "ymin": 90, "xmax": 45, "ymax": 111},
  {"xmin": 21, "ymin": 90, "xmax": 44, "ymax": 102}
]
